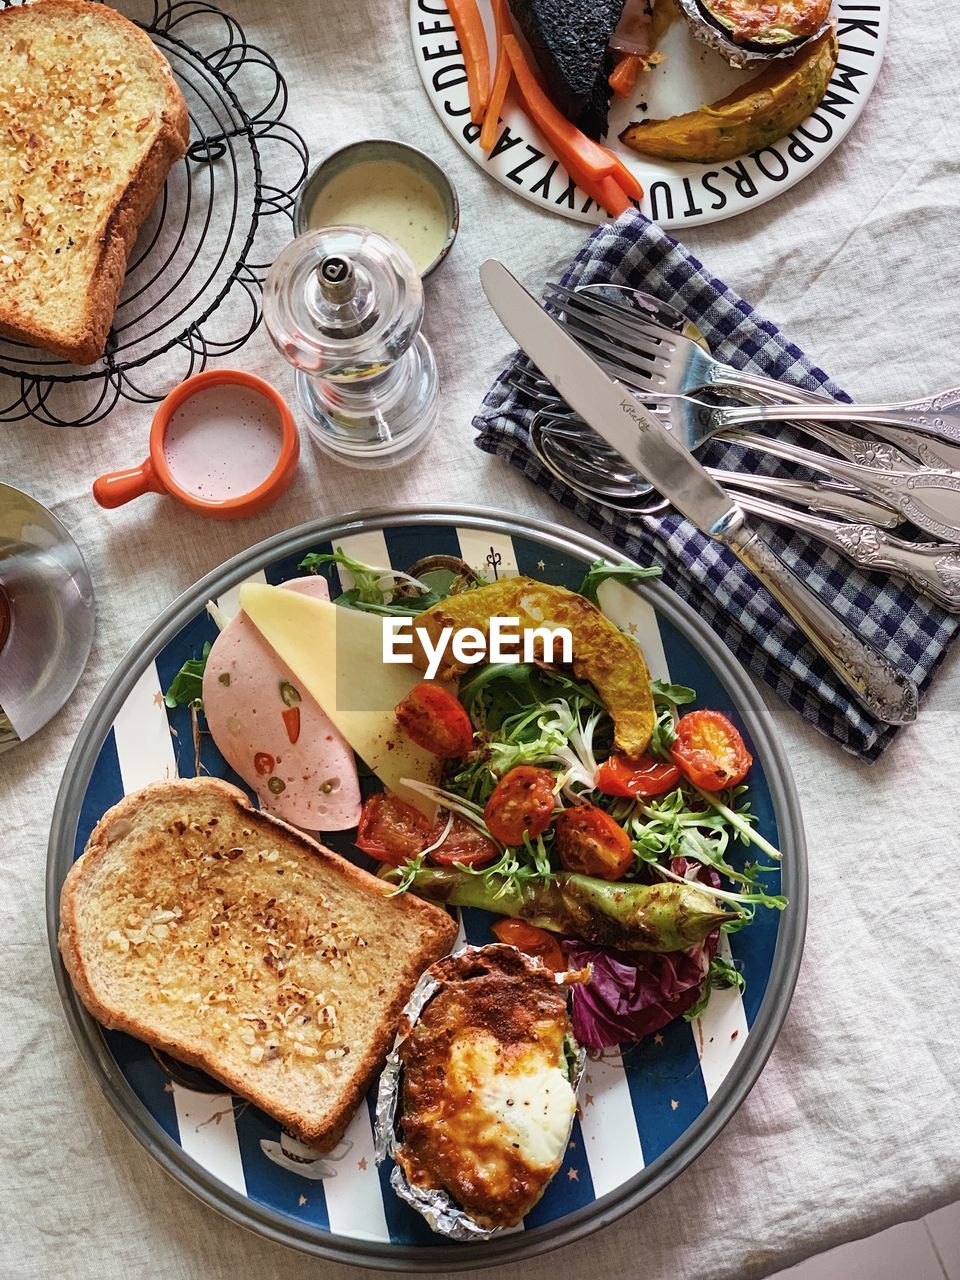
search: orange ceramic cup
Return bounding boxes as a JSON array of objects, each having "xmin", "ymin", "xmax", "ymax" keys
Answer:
[{"xmin": 93, "ymin": 369, "xmax": 300, "ymax": 521}]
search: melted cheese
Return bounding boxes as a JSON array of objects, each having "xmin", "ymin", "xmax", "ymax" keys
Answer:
[
  {"xmin": 446, "ymin": 1031, "xmax": 576, "ymax": 1174},
  {"xmin": 238, "ymin": 583, "xmax": 443, "ymax": 816}
]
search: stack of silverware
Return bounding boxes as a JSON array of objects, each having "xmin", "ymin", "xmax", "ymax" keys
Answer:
[{"xmin": 479, "ymin": 261, "xmax": 960, "ymax": 735}]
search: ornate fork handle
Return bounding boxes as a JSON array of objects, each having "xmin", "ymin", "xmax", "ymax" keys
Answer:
[
  {"xmin": 719, "ymin": 399, "xmax": 960, "ymax": 448},
  {"xmin": 718, "ymin": 410, "xmax": 919, "ymax": 472},
  {"xmin": 743, "ymin": 495, "xmax": 960, "ymax": 611},
  {"xmin": 723, "ymin": 429, "xmax": 960, "ymax": 543},
  {"xmin": 712, "ymin": 374, "xmax": 960, "ymax": 471},
  {"xmin": 721, "ymin": 523, "xmax": 918, "ymax": 725}
]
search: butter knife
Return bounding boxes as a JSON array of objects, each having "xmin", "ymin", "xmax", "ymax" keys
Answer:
[{"xmin": 480, "ymin": 261, "xmax": 918, "ymax": 726}]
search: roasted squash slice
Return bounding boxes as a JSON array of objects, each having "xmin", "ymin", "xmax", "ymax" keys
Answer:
[
  {"xmin": 410, "ymin": 577, "xmax": 656, "ymax": 759},
  {"xmin": 620, "ymin": 27, "xmax": 838, "ymax": 163}
]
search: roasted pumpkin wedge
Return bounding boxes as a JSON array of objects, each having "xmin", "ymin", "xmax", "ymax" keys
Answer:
[
  {"xmin": 619, "ymin": 27, "xmax": 838, "ymax": 163},
  {"xmin": 409, "ymin": 576, "xmax": 656, "ymax": 759}
]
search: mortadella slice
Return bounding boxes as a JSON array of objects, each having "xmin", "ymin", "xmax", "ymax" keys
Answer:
[{"xmin": 202, "ymin": 576, "xmax": 361, "ymax": 831}]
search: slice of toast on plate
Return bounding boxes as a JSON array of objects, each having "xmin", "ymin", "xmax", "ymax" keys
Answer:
[
  {"xmin": 0, "ymin": 0, "xmax": 190, "ymax": 364},
  {"xmin": 59, "ymin": 777, "xmax": 458, "ymax": 1149}
]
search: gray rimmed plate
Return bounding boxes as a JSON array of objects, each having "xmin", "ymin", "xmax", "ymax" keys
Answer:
[{"xmin": 47, "ymin": 505, "xmax": 806, "ymax": 1270}]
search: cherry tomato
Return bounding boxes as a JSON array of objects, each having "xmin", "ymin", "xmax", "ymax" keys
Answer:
[
  {"xmin": 491, "ymin": 919, "xmax": 565, "ymax": 972},
  {"xmin": 355, "ymin": 792, "xmax": 433, "ymax": 866},
  {"xmin": 595, "ymin": 751, "xmax": 681, "ymax": 799},
  {"xmin": 395, "ymin": 682, "xmax": 474, "ymax": 758},
  {"xmin": 670, "ymin": 710, "xmax": 752, "ymax": 791},
  {"xmin": 483, "ymin": 765, "xmax": 557, "ymax": 846},
  {"xmin": 430, "ymin": 814, "xmax": 499, "ymax": 868},
  {"xmin": 553, "ymin": 805, "xmax": 632, "ymax": 881}
]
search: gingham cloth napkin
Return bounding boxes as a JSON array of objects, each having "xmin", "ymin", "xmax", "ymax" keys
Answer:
[{"xmin": 474, "ymin": 209, "xmax": 959, "ymax": 760}]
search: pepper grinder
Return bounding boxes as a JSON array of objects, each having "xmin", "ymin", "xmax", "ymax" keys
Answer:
[{"xmin": 263, "ymin": 226, "xmax": 440, "ymax": 467}]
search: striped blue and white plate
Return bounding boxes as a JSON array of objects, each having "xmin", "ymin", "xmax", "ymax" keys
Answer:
[{"xmin": 48, "ymin": 507, "xmax": 806, "ymax": 1270}]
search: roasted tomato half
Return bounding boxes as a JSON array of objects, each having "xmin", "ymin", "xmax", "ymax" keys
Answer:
[
  {"xmin": 483, "ymin": 765, "xmax": 557, "ymax": 846},
  {"xmin": 595, "ymin": 751, "xmax": 681, "ymax": 800},
  {"xmin": 553, "ymin": 804, "xmax": 633, "ymax": 881},
  {"xmin": 430, "ymin": 814, "xmax": 499, "ymax": 868},
  {"xmin": 395, "ymin": 682, "xmax": 474, "ymax": 758},
  {"xmin": 670, "ymin": 709, "xmax": 752, "ymax": 790},
  {"xmin": 355, "ymin": 792, "xmax": 433, "ymax": 866},
  {"xmin": 491, "ymin": 919, "xmax": 565, "ymax": 972}
]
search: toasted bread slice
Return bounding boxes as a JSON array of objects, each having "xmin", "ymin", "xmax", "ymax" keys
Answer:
[
  {"xmin": 0, "ymin": 0, "xmax": 190, "ymax": 364},
  {"xmin": 59, "ymin": 778, "xmax": 457, "ymax": 1149}
]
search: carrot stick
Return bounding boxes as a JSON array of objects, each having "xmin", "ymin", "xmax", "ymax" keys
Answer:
[
  {"xmin": 593, "ymin": 175, "xmax": 632, "ymax": 218},
  {"xmin": 609, "ymin": 53, "xmax": 642, "ymax": 99},
  {"xmin": 609, "ymin": 155, "xmax": 643, "ymax": 202},
  {"xmin": 503, "ymin": 34, "xmax": 622, "ymax": 184},
  {"xmin": 479, "ymin": 0, "xmax": 511, "ymax": 151},
  {"xmin": 447, "ymin": 0, "xmax": 490, "ymax": 125}
]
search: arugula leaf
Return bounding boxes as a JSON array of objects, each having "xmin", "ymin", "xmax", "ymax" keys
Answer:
[
  {"xmin": 163, "ymin": 643, "xmax": 211, "ymax": 709},
  {"xmin": 683, "ymin": 954, "xmax": 747, "ymax": 1022},
  {"xmin": 299, "ymin": 548, "xmax": 386, "ymax": 603},
  {"xmin": 299, "ymin": 547, "xmax": 448, "ymax": 616},
  {"xmin": 650, "ymin": 703, "xmax": 680, "ymax": 756},
  {"xmin": 578, "ymin": 558, "xmax": 662, "ymax": 606},
  {"xmin": 650, "ymin": 679, "xmax": 697, "ymax": 706}
]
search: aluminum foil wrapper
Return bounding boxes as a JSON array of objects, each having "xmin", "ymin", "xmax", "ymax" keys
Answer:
[
  {"xmin": 674, "ymin": 0, "xmax": 833, "ymax": 68},
  {"xmin": 373, "ymin": 943, "xmax": 587, "ymax": 1242}
]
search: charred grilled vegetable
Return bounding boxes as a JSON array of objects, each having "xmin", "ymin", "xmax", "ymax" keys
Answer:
[
  {"xmin": 506, "ymin": 0, "xmax": 627, "ymax": 139},
  {"xmin": 391, "ymin": 866, "xmax": 735, "ymax": 952},
  {"xmin": 675, "ymin": 0, "xmax": 832, "ymax": 66},
  {"xmin": 620, "ymin": 27, "xmax": 838, "ymax": 162}
]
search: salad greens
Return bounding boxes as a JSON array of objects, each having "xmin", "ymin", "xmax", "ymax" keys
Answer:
[
  {"xmin": 163, "ymin": 642, "xmax": 210, "ymax": 709},
  {"xmin": 299, "ymin": 547, "xmax": 465, "ymax": 617},
  {"xmin": 577, "ymin": 559, "xmax": 662, "ymax": 605}
]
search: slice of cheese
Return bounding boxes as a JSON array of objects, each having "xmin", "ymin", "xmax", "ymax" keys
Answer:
[{"xmin": 239, "ymin": 583, "xmax": 443, "ymax": 816}]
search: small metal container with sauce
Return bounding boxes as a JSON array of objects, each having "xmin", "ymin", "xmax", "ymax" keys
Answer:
[{"xmin": 294, "ymin": 140, "xmax": 459, "ymax": 279}]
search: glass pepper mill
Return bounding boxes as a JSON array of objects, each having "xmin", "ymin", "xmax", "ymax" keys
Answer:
[{"xmin": 263, "ymin": 225, "xmax": 440, "ymax": 467}]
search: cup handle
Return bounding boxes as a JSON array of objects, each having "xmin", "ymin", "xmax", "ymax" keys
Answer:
[{"xmin": 92, "ymin": 458, "xmax": 166, "ymax": 509}]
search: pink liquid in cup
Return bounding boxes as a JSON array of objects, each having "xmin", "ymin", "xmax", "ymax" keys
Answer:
[{"xmin": 163, "ymin": 386, "xmax": 283, "ymax": 501}]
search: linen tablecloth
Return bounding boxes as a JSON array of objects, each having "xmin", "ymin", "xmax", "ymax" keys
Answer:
[{"xmin": 2, "ymin": 1, "xmax": 960, "ymax": 1277}]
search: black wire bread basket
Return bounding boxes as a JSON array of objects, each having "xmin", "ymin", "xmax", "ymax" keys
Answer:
[{"xmin": 0, "ymin": 0, "xmax": 308, "ymax": 427}]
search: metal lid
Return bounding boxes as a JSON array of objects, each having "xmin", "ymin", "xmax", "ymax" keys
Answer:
[{"xmin": 263, "ymin": 226, "xmax": 425, "ymax": 380}]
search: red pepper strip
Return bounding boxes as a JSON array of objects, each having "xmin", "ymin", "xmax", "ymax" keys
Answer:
[
  {"xmin": 447, "ymin": 0, "xmax": 490, "ymax": 125},
  {"xmin": 281, "ymin": 706, "xmax": 301, "ymax": 745},
  {"xmin": 479, "ymin": 0, "xmax": 511, "ymax": 152},
  {"xmin": 609, "ymin": 52, "xmax": 643, "ymax": 99}
]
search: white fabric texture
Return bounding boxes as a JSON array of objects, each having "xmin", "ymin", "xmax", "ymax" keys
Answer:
[{"xmin": 2, "ymin": 1, "xmax": 960, "ymax": 1277}]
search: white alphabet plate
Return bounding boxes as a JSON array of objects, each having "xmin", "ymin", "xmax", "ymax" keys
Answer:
[{"xmin": 410, "ymin": 0, "xmax": 887, "ymax": 228}]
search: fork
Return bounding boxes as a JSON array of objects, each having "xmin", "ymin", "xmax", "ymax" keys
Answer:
[
  {"xmin": 529, "ymin": 418, "xmax": 960, "ymax": 611},
  {"xmin": 513, "ymin": 370, "xmax": 911, "ymax": 526},
  {"xmin": 516, "ymin": 319, "xmax": 960, "ymax": 541},
  {"xmin": 545, "ymin": 282, "xmax": 960, "ymax": 469},
  {"xmin": 510, "ymin": 360, "xmax": 920, "ymax": 475},
  {"xmin": 532, "ymin": 414, "xmax": 904, "ymax": 527}
]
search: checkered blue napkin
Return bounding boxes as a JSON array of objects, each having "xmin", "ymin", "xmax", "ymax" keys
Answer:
[{"xmin": 474, "ymin": 209, "xmax": 958, "ymax": 760}]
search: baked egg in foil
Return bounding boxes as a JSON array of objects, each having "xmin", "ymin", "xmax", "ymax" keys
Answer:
[
  {"xmin": 374, "ymin": 943, "xmax": 588, "ymax": 1240},
  {"xmin": 675, "ymin": 0, "xmax": 833, "ymax": 67}
]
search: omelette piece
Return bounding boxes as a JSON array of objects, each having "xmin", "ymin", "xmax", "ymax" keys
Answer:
[
  {"xmin": 411, "ymin": 576, "xmax": 656, "ymax": 759},
  {"xmin": 395, "ymin": 947, "xmax": 582, "ymax": 1230}
]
